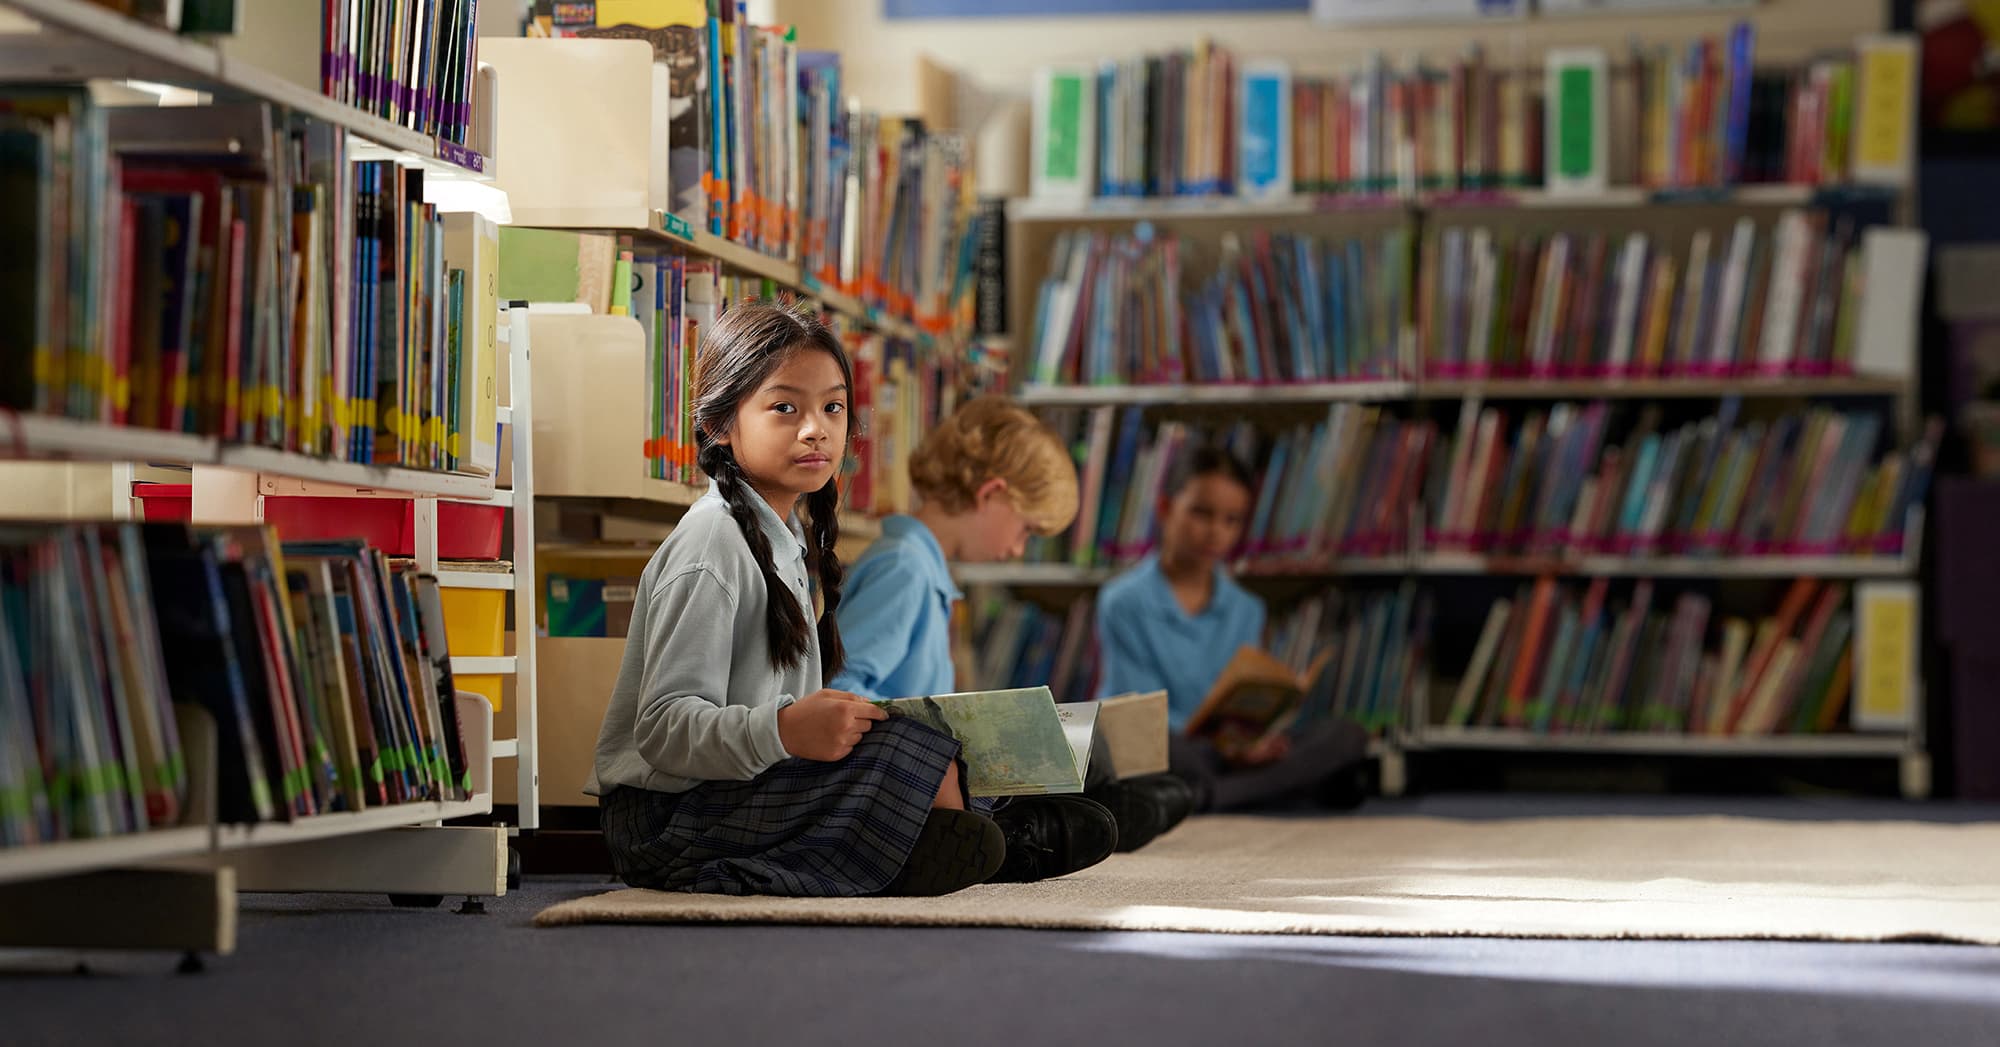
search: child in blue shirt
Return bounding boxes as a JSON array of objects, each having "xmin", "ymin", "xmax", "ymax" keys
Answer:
[
  {"xmin": 1097, "ymin": 445, "xmax": 1370, "ymax": 813},
  {"xmin": 834, "ymin": 396, "xmax": 1180, "ymax": 861}
]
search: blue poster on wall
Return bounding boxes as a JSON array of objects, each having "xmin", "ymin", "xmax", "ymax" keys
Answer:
[{"xmin": 887, "ymin": 0, "xmax": 1308, "ymax": 17}]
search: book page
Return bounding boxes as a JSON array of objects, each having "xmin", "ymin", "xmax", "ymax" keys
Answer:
[
  {"xmin": 1056, "ymin": 701, "xmax": 1098, "ymax": 787},
  {"xmin": 873, "ymin": 686, "xmax": 1083, "ymax": 798}
]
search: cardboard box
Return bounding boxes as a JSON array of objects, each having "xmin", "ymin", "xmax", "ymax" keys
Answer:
[{"xmin": 495, "ymin": 635, "xmax": 625, "ymax": 807}]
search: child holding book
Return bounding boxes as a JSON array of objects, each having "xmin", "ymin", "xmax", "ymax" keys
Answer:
[
  {"xmin": 1095, "ymin": 445, "xmax": 1370, "ymax": 813},
  {"xmin": 831, "ymin": 396, "xmax": 1145, "ymax": 872},
  {"xmin": 588, "ymin": 306, "xmax": 1005, "ymax": 897}
]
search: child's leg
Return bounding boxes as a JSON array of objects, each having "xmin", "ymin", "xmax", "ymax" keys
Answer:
[
  {"xmin": 932, "ymin": 759, "xmax": 966, "ymax": 811},
  {"xmin": 600, "ymin": 716, "xmax": 972, "ymax": 896},
  {"xmin": 1207, "ymin": 719, "xmax": 1369, "ymax": 812}
]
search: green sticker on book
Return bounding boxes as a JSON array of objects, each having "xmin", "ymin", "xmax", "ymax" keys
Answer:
[
  {"xmin": 1557, "ymin": 66, "xmax": 1596, "ymax": 180},
  {"xmin": 1044, "ymin": 75, "xmax": 1083, "ymax": 181}
]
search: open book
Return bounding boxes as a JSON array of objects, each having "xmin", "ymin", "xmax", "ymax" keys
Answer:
[
  {"xmin": 1182, "ymin": 646, "xmax": 1334, "ymax": 761},
  {"xmin": 871, "ymin": 687, "xmax": 1173, "ymax": 798}
]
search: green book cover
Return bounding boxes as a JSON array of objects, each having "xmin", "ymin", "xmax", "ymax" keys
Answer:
[{"xmin": 871, "ymin": 686, "xmax": 1085, "ymax": 798}]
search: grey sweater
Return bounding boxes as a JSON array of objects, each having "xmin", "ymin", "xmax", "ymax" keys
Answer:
[{"xmin": 586, "ymin": 486, "xmax": 819, "ymax": 796}]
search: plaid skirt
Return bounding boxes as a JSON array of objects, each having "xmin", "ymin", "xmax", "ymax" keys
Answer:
[{"xmin": 600, "ymin": 716, "xmax": 964, "ymax": 897}]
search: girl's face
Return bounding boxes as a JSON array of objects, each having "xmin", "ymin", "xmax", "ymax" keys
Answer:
[
  {"xmin": 1159, "ymin": 472, "xmax": 1253, "ymax": 570},
  {"xmin": 723, "ymin": 348, "xmax": 849, "ymax": 510}
]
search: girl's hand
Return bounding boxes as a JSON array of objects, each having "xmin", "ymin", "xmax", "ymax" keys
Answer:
[
  {"xmin": 1231, "ymin": 733, "xmax": 1292, "ymax": 769},
  {"xmin": 777, "ymin": 689, "xmax": 889, "ymax": 761}
]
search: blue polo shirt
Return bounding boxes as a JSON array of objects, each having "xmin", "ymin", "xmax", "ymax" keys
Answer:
[
  {"xmin": 1094, "ymin": 555, "xmax": 1266, "ymax": 730},
  {"xmin": 829, "ymin": 515, "xmax": 962, "ymax": 700}
]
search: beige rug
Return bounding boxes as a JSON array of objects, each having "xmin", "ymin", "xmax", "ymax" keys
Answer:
[{"xmin": 535, "ymin": 814, "xmax": 2000, "ymax": 943}]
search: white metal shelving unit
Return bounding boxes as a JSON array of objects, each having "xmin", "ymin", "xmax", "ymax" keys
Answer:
[{"xmin": 0, "ymin": 0, "xmax": 531, "ymax": 959}]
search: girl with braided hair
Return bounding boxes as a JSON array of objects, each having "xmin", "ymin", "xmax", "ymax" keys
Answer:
[{"xmin": 589, "ymin": 304, "xmax": 1004, "ymax": 896}]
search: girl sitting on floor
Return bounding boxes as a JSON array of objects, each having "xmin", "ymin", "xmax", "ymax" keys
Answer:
[
  {"xmin": 588, "ymin": 304, "xmax": 1002, "ymax": 897},
  {"xmin": 1095, "ymin": 444, "xmax": 1370, "ymax": 813}
]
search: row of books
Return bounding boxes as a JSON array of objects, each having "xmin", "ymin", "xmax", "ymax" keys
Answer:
[
  {"xmin": 1028, "ymin": 227, "xmax": 1411, "ymax": 388},
  {"xmin": 1021, "ymin": 208, "xmax": 1924, "ymax": 388},
  {"xmin": 1030, "ymin": 411, "xmax": 1244, "ymax": 569},
  {"xmin": 320, "ymin": 0, "xmax": 484, "ymax": 146},
  {"xmin": 962, "ymin": 583, "xmax": 1426, "ymax": 740},
  {"xmin": 1248, "ymin": 407, "xmax": 1430, "ymax": 561},
  {"xmin": 1624, "ymin": 28, "xmax": 1870, "ymax": 190},
  {"xmin": 614, "ymin": 239, "xmax": 1002, "ymax": 500},
  {"xmin": 1273, "ymin": 584, "xmax": 1430, "ymax": 735},
  {"xmin": 535, "ymin": 1, "xmax": 981, "ymax": 335},
  {"xmin": 631, "ymin": 251, "xmax": 724, "ymax": 486},
  {"xmin": 1422, "ymin": 212, "xmax": 1906, "ymax": 381},
  {"xmin": 0, "ymin": 523, "xmax": 473, "ymax": 850},
  {"xmin": 1428, "ymin": 404, "xmax": 1939, "ymax": 559},
  {"xmin": 1288, "ymin": 54, "xmax": 1542, "ymax": 198},
  {"xmin": 846, "ymin": 325, "xmax": 1008, "ymax": 518},
  {"xmin": 1044, "ymin": 406, "xmax": 1423, "ymax": 568},
  {"xmin": 1032, "ymin": 26, "xmax": 1913, "ymax": 201},
  {"xmin": 0, "ymin": 89, "xmax": 495, "ymax": 474},
  {"xmin": 966, "ymin": 594, "xmax": 1098, "ymax": 705},
  {"xmin": 1445, "ymin": 577, "xmax": 1855, "ymax": 737},
  {"xmin": 959, "ymin": 576, "xmax": 1879, "ymax": 742},
  {"xmin": 1024, "ymin": 401, "xmax": 1934, "ymax": 571}
]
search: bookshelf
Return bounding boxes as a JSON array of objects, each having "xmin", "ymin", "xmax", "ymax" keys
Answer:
[
  {"xmin": 1412, "ymin": 727, "xmax": 1911, "ymax": 759},
  {"xmin": 4, "ymin": 415, "xmax": 503, "ymax": 501},
  {"xmin": 0, "ymin": 1, "xmax": 536, "ymax": 958},
  {"xmin": 0, "ymin": 317, "xmax": 537, "ymax": 953},
  {"xmin": 1006, "ymin": 185, "xmax": 1837, "ymax": 225},
  {"xmin": 479, "ymin": 37, "xmax": 959, "ymax": 350},
  {"xmin": 0, "ymin": 0, "xmax": 493, "ymax": 181},
  {"xmin": 443, "ymin": 305, "xmax": 540, "ymax": 832},
  {"xmin": 959, "ymin": 547, "xmax": 1922, "ymax": 587},
  {"xmin": 1016, "ymin": 375, "xmax": 1909, "ymax": 408},
  {"xmin": 992, "ymin": 28, "xmax": 1930, "ymax": 799}
]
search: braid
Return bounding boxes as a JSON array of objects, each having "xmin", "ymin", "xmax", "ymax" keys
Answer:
[
  {"xmin": 699, "ymin": 440, "xmax": 813, "ymax": 671},
  {"xmin": 805, "ymin": 479, "xmax": 846, "ymax": 680}
]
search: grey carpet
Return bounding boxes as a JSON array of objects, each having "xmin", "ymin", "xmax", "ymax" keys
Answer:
[{"xmin": 2, "ymin": 796, "xmax": 1999, "ymax": 1047}]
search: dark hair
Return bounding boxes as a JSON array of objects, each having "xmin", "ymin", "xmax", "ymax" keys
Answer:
[
  {"xmin": 693, "ymin": 304, "xmax": 849, "ymax": 679},
  {"xmin": 1166, "ymin": 443, "xmax": 1256, "ymax": 500}
]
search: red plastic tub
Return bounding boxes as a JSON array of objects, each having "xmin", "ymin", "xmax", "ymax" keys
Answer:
[{"xmin": 132, "ymin": 484, "xmax": 503, "ymax": 559}]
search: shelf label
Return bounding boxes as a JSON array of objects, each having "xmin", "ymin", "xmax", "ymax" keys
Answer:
[
  {"xmin": 661, "ymin": 212, "xmax": 695, "ymax": 240},
  {"xmin": 437, "ymin": 140, "xmax": 486, "ymax": 172},
  {"xmin": 1853, "ymin": 580, "xmax": 1917, "ymax": 731}
]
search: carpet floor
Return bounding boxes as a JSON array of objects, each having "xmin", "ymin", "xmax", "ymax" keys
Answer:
[
  {"xmin": 5, "ymin": 795, "xmax": 2000, "ymax": 1047},
  {"xmin": 539, "ymin": 812, "xmax": 2000, "ymax": 942}
]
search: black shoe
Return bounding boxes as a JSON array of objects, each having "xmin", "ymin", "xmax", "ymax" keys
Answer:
[
  {"xmin": 885, "ymin": 809, "xmax": 1006, "ymax": 896},
  {"xmin": 1089, "ymin": 774, "xmax": 1195, "ymax": 852},
  {"xmin": 1315, "ymin": 763, "xmax": 1370, "ymax": 812},
  {"xmin": 988, "ymin": 796, "xmax": 1119, "ymax": 883}
]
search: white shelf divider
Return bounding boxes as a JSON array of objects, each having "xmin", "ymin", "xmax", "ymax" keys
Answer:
[{"xmin": 437, "ymin": 570, "xmax": 517, "ymax": 591}]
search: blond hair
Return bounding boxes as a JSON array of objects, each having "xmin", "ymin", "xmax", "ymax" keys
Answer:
[{"xmin": 908, "ymin": 396, "xmax": 1079, "ymax": 535}]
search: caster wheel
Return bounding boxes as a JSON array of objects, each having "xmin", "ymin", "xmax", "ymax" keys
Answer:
[
  {"xmin": 388, "ymin": 893, "xmax": 445, "ymax": 909},
  {"xmin": 507, "ymin": 846, "xmax": 523, "ymax": 891}
]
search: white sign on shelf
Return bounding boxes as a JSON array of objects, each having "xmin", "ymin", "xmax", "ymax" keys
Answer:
[{"xmin": 1311, "ymin": 0, "xmax": 1524, "ymax": 23}]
